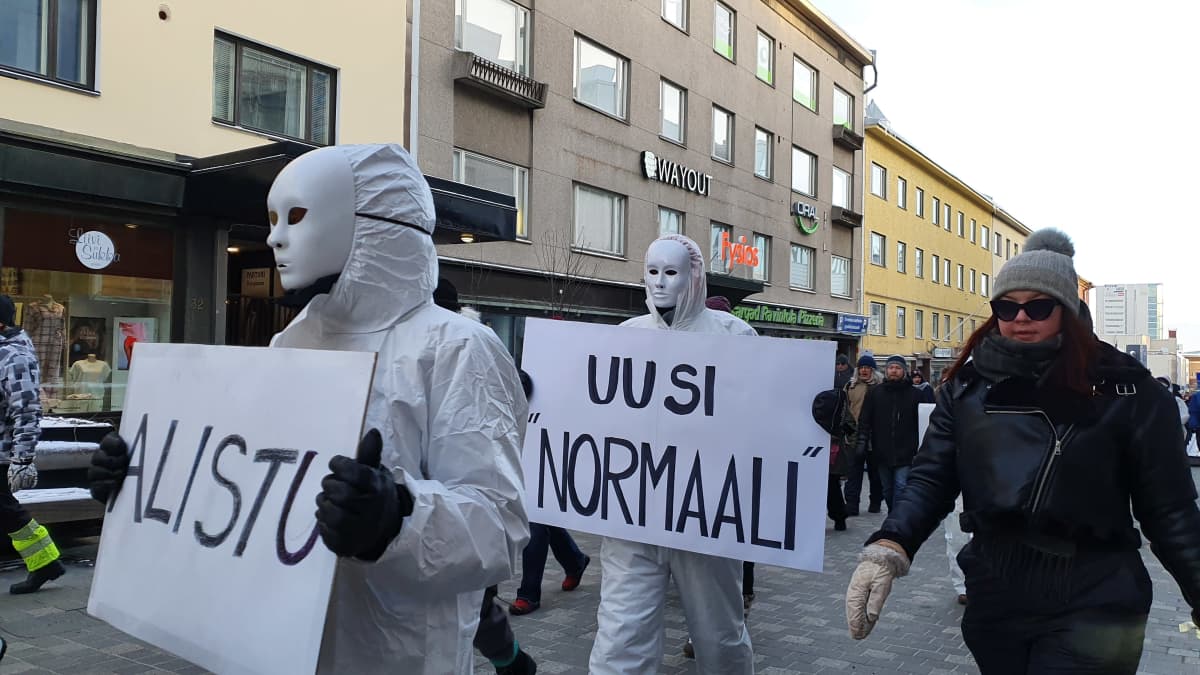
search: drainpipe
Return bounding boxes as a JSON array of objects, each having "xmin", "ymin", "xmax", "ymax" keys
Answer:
[{"xmin": 408, "ymin": 0, "xmax": 422, "ymax": 159}]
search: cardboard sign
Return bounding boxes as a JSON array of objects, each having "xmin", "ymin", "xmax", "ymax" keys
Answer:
[
  {"xmin": 88, "ymin": 343, "xmax": 377, "ymax": 675},
  {"xmin": 519, "ymin": 319, "xmax": 834, "ymax": 572},
  {"xmin": 918, "ymin": 403, "xmax": 935, "ymax": 444}
]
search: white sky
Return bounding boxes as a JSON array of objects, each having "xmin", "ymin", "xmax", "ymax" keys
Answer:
[{"xmin": 810, "ymin": 0, "xmax": 1200, "ymax": 350}]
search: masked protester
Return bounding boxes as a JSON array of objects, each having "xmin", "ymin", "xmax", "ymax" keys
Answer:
[
  {"xmin": 844, "ymin": 229, "xmax": 1200, "ymax": 674},
  {"xmin": 89, "ymin": 145, "xmax": 530, "ymax": 675},
  {"xmin": 587, "ymin": 235, "xmax": 755, "ymax": 675}
]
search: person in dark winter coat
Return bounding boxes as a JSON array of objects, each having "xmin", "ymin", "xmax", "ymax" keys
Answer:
[
  {"xmin": 910, "ymin": 371, "xmax": 936, "ymax": 404},
  {"xmin": 834, "ymin": 354, "xmax": 853, "ymax": 390},
  {"xmin": 844, "ymin": 229, "xmax": 1200, "ymax": 675},
  {"xmin": 843, "ymin": 355, "xmax": 885, "ymax": 515},
  {"xmin": 1187, "ymin": 387, "xmax": 1200, "ymax": 449},
  {"xmin": 853, "ymin": 355, "xmax": 921, "ymax": 510},
  {"xmin": 812, "ymin": 386, "xmax": 852, "ymax": 531}
]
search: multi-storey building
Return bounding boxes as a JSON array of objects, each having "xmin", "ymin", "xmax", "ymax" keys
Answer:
[
  {"xmin": 416, "ymin": 0, "xmax": 875, "ymax": 358},
  {"xmin": 1095, "ymin": 283, "xmax": 1164, "ymax": 341},
  {"xmin": 861, "ymin": 104, "xmax": 1029, "ymax": 378}
]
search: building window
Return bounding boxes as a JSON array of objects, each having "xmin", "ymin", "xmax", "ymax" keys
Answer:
[
  {"xmin": 754, "ymin": 127, "xmax": 773, "ymax": 180},
  {"xmin": 1006, "ymin": 237, "xmax": 1012, "ymax": 259},
  {"xmin": 943, "ymin": 203, "xmax": 951, "ymax": 231},
  {"xmin": 713, "ymin": 2, "xmax": 735, "ymax": 61},
  {"xmin": 791, "ymin": 146, "xmax": 816, "ymax": 196},
  {"xmin": 831, "ymin": 255, "xmax": 851, "ymax": 297},
  {"xmin": 455, "ymin": 0, "xmax": 530, "ymax": 75},
  {"xmin": 931, "ymin": 254, "xmax": 940, "ymax": 283},
  {"xmin": 752, "ymin": 234, "xmax": 771, "ymax": 281},
  {"xmin": 932, "ymin": 197, "xmax": 940, "ymax": 225},
  {"xmin": 871, "ymin": 163, "xmax": 887, "ymax": 199},
  {"xmin": 970, "ymin": 218, "xmax": 978, "ymax": 243},
  {"xmin": 0, "ymin": 0, "xmax": 96, "ymax": 88},
  {"xmin": 756, "ymin": 31, "xmax": 774, "ymax": 85},
  {"xmin": 897, "ymin": 177, "xmax": 908, "ymax": 209},
  {"xmin": 971, "ymin": 318, "xmax": 977, "ymax": 334},
  {"xmin": 793, "ymin": 56, "xmax": 816, "ymax": 111},
  {"xmin": 931, "ymin": 312, "xmax": 940, "ymax": 341},
  {"xmin": 658, "ymin": 206, "xmax": 684, "ymax": 236},
  {"xmin": 981, "ymin": 273, "xmax": 990, "ymax": 297},
  {"xmin": 710, "ymin": 222, "xmax": 733, "ymax": 274},
  {"xmin": 453, "ymin": 149, "xmax": 529, "ymax": 239},
  {"xmin": 957, "ymin": 212, "xmax": 965, "ymax": 237},
  {"xmin": 994, "ymin": 232, "xmax": 1002, "ymax": 256},
  {"xmin": 956, "ymin": 264, "xmax": 964, "ymax": 289},
  {"xmin": 981, "ymin": 224, "xmax": 990, "ymax": 249},
  {"xmin": 944, "ymin": 315, "xmax": 952, "ymax": 341},
  {"xmin": 897, "ymin": 241, "xmax": 907, "ymax": 274},
  {"xmin": 833, "ymin": 86, "xmax": 854, "ymax": 130},
  {"xmin": 662, "ymin": 0, "xmax": 687, "ymax": 31},
  {"xmin": 897, "ymin": 306, "xmax": 907, "ymax": 337},
  {"xmin": 870, "ymin": 232, "xmax": 886, "ymax": 267},
  {"xmin": 573, "ymin": 184, "xmax": 625, "ymax": 255},
  {"xmin": 915, "ymin": 248, "xmax": 924, "ymax": 278},
  {"xmin": 915, "ymin": 309, "xmax": 925, "ymax": 339},
  {"xmin": 1013, "ymin": 243, "xmax": 1019, "ymax": 256},
  {"xmin": 916, "ymin": 188, "xmax": 925, "ymax": 217},
  {"xmin": 944, "ymin": 258, "xmax": 951, "ymax": 287},
  {"xmin": 790, "ymin": 244, "xmax": 815, "ymax": 290},
  {"xmin": 970, "ymin": 268, "xmax": 977, "ymax": 294},
  {"xmin": 832, "ymin": 167, "xmax": 852, "ymax": 209},
  {"xmin": 869, "ymin": 302, "xmax": 886, "ymax": 336},
  {"xmin": 213, "ymin": 34, "xmax": 337, "ymax": 144},
  {"xmin": 957, "ymin": 319, "xmax": 965, "ymax": 342},
  {"xmin": 573, "ymin": 36, "xmax": 629, "ymax": 119},
  {"xmin": 712, "ymin": 105, "xmax": 734, "ymax": 163},
  {"xmin": 660, "ymin": 79, "xmax": 686, "ymax": 143}
]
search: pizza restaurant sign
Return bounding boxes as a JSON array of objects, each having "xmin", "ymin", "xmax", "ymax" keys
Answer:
[
  {"xmin": 733, "ymin": 304, "xmax": 829, "ymax": 329},
  {"xmin": 641, "ymin": 151, "xmax": 713, "ymax": 197}
]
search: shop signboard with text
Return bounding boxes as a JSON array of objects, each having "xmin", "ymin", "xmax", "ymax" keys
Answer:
[{"xmin": 733, "ymin": 304, "xmax": 832, "ymax": 330}]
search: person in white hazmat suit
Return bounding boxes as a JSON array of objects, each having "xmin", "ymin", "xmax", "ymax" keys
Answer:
[
  {"xmin": 87, "ymin": 144, "xmax": 530, "ymax": 674},
  {"xmin": 587, "ymin": 234, "xmax": 756, "ymax": 674}
]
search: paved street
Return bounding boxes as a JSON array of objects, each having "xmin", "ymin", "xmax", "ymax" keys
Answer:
[{"xmin": 3, "ymin": 475, "xmax": 1200, "ymax": 674}]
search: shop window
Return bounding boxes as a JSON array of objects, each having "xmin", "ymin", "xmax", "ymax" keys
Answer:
[
  {"xmin": 754, "ymin": 127, "xmax": 773, "ymax": 180},
  {"xmin": 791, "ymin": 146, "xmax": 816, "ymax": 197},
  {"xmin": 713, "ymin": 2, "xmax": 735, "ymax": 61},
  {"xmin": 711, "ymin": 222, "xmax": 733, "ymax": 274},
  {"xmin": 453, "ymin": 149, "xmax": 529, "ymax": 239},
  {"xmin": 0, "ymin": 207, "xmax": 174, "ymax": 414},
  {"xmin": 660, "ymin": 79, "xmax": 687, "ymax": 143},
  {"xmin": 0, "ymin": 0, "xmax": 96, "ymax": 88},
  {"xmin": 756, "ymin": 30, "xmax": 774, "ymax": 85},
  {"xmin": 790, "ymin": 244, "xmax": 814, "ymax": 290},
  {"xmin": 832, "ymin": 166, "xmax": 851, "ymax": 209},
  {"xmin": 659, "ymin": 206, "xmax": 683, "ymax": 236},
  {"xmin": 573, "ymin": 184, "xmax": 625, "ymax": 255},
  {"xmin": 831, "ymin": 255, "xmax": 851, "ymax": 297},
  {"xmin": 213, "ymin": 33, "xmax": 336, "ymax": 144},
  {"xmin": 574, "ymin": 35, "xmax": 629, "ymax": 120},
  {"xmin": 833, "ymin": 86, "xmax": 854, "ymax": 130},
  {"xmin": 712, "ymin": 105, "xmax": 734, "ymax": 163},
  {"xmin": 793, "ymin": 56, "xmax": 816, "ymax": 111},
  {"xmin": 455, "ymin": 0, "xmax": 530, "ymax": 75},
  {"xmin": 662, "ymin": 0, "xmax": 687, "ymax": 31}
]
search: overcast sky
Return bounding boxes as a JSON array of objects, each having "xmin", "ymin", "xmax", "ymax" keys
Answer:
[{"xmin": 810, "ymin": 0, "xmax": 1199, "ymax": 351}]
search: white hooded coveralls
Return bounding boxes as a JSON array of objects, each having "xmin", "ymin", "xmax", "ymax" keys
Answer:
[
  {"xmin": 587, "ymin": 235, "xmax": 756, "ymax": 675},
  {"xmin": 270, "ymin": 145, "xmax": 529, "ymax": 674}
]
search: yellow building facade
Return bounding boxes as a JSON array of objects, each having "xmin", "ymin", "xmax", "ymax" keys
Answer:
[{"xmin": 862, "ymin": 121, "xmax": 1024, "ymax": 378}]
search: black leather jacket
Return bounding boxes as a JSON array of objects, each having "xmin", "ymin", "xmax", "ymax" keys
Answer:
[{"xmin": 869, "ymin": 342, "xmax": 1200, "ymax": 612}]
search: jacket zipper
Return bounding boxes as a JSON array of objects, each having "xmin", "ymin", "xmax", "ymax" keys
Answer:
[{"xmin": 986, "ymin": 408, "xmax": 1075, "ymax": 513}]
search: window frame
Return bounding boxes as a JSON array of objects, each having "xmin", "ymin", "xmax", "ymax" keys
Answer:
[
  {"xmin": 943, "ymin": 203, "xmax": 951, "ymax": 231},
  {"xmin": 932, "ymin": 312, "xmax": 940, "ymax": 341},
  {"xmin": 981, "ymin": 224, "xmax": 990, "ymax": 249},
  {"xmin": 454, "ymin": 0, "xmax": 531, "ymax": 75},
  {"xmin": 957, "ymin": 211, "xmax": 965, "ymax": 237},
  {"xmin": 915, "ymin": 247, "xmax": 924, "ymax": 278},
  {"xmin": 662, "ymin": 0, "xmax": 688, "ymax": 32},
  {"xmin": 713, "ymin": 1, "xmax": 736, "ymax": 62},
  {"xmin": 944, "ymin": 258, "xmax": 952, "ymax": 287},
  {"xmin": 572, "ymin": 183, "xmax": 627, "ymax": 256},
  {"xmin": 791, "ymin": 146, "xmax": 816, "ymax": 197},
  {"xmin": 956, "ymin": 263, "xmax": 964, "ymax": 290},
  {"xmin": 658, "ymin": 206, "xmax": 684, "ymax": 236},
  {"xmin": 915, "ymin": 187, "xmax": 925, "ymax": 218},
  {"xmin": 869, "ymin": 302, "xmax": 886, "ymax": 336},
  {"xmin": 970, "ymin": 218, "xmax": 978, "ymax": 243},
  {"xmin": 982, "ymin": 273, "xmax": 990, "ymax": 297},
  {"xmin": 897, "ymin": 306, "xmax": 907, "ymax": 337},
  {"xmin": 970, "ymin": 269, "xmax": 977, "ymax": 294},
  {"xmin": 572, "ymin": 35, "xmax": 630, "ymax": 121},
  {"xmin": 870, "ymin": 163, "xmax": 887, "ymax": 199},
  {"xmin": 931, "ymin": 254, "xmax": 940, "ymax": 283},
  {"xmin": 452, "ymin": 148, "xmax": 530, "ymax": 240},
  {"xmin": 659, "ymin": 78, "xmax": 687, "ymax": 144},
  {"xmin": 0, "ymin": 0, "xmax": 98, "ymax": 90},
  {"xmin": 792, "ymin": 55, "xmax": 817, "ymax": 111},
  {"xmin": 897, "ymin": 176, "xmax": 907, "ymax": 209},
  {"xmin": 213, "ymin": 32, "xmax": 339, "ymax": 144},
  {"xmin": 833, "ymin": 85, "xmax": 854, "ymax": 130},
  {"xmin": 914, "ymin": 309, "xmax": 925, "ymax": 339},
  {"xmin": 790, "ymin": 243, "xmax": 816, "ymax": 291},
  {"xmin": 994, "ymin": 232, "xmax": 1003, "ymax": 256},
  {"xmin": 869, "ymin": 231, "xmax": 886, "ymax": 268},
  {"xmin": 831, "ymin": 255, "xmax": 851, "ymax": 298},
  {"xmin": 755, "ymin": 30, "xmax": 775, "ymax": 85},
  {"xmin": 752, "ymin": 233, "xmax": 771, "ymax": 282},
  {"xmin": 932, "ymin": 197, "xmax": 940, "ymax": 225},
  {"xmin": 832, "ymin": 166, "xmax": 852, "ymax": 209},
  {"xmin": 897, "ymin": 241, "xmax": 907, "ymax": 274},
  {"xmin": 711, "ymin": 104, "xmax": 735, "ymax": 164},
  {"xmin": 753, "ymin": 127, "xmax": 774, "ymax": 180},
  {"xmin": 710, "ymin": 221, "xmax": 734, "ymax": 274}
]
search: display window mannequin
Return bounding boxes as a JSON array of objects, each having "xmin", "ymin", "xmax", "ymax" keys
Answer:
[{"xmin": 24, "ymin": 295, "xmax": 64, "ymax": 397}]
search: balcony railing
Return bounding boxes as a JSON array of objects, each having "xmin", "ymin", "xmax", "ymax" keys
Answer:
[
  {"xmin": 452, "ymin": 52, "xmax": 548, "ymax": 110},
  {"xmin": 831, "ymin": 206, "xmax": 863, "ymax": 228},
  {"xmin": 832, "ymin": 124, "xmax": 864, "ymax": 151}
]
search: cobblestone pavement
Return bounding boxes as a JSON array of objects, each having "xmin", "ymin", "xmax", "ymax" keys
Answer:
[{"xmin": 3, "ymin": 473, "xmax": 1199, "ymax": 674}]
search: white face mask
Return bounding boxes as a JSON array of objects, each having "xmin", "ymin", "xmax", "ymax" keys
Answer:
[
  {"xmin": 266, "ymin": 149, "xmax": 356, "ymax": 290},
  {"xmin": 644, "ymin": 239, "xmax": 691, "ymax": 309}
]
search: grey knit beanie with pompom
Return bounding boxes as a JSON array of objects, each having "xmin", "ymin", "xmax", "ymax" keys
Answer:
[{"xmin": 991, "ymin": 228, "xmax": 1079, "ymax": 316}]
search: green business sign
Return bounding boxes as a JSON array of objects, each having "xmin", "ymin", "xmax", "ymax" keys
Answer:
[
  {"xmin": 733, "ymin": 304, "xmax": 830, "ymax": 328},
  {"xmin": 791, "ymin": 201, "xmax": 819, "ymax": 235}
]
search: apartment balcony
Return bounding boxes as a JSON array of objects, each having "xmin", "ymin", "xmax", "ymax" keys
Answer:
[
  {"xmin": 832, "ymin": 124, "xmax": 864, "ymax": 151},
  {"xmin": 452, "ymin": 51, "xmax": 548, "ymax": 110},
  {"xmin": 831, "ymin": 206, "xmax": 863, "ymax": 228}
]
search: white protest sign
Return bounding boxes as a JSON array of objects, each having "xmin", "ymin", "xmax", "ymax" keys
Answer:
[
  {"xmin": 520, "ymin": 318, "xmax": 835, "ymax": 572},
  {"xmin": 88, "ymin": 343, "xmax": 376, "ymax": 675},
  {"xmin": 918, "ymin": 403, "xmax": 935, "ymax": 444}
]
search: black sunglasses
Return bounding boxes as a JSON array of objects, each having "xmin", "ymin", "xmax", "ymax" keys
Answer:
[{"xmin": 990, "ymin": 298, "xmax": 1059, "ymax": 322}]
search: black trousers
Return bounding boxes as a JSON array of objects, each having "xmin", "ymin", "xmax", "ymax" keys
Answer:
[
  {"xmin": 0, "ymin": 474, "xmax": 32, "ymax": 535},
  {"xmin": 827, "ymin": 474, "xmax": 847, "ymax": 522},
  {"xmin": 842, "ymin": 451, "xmax": 882, "ymax": 510},
  {"xmin": 473, "ymin": 585, "xmax": 516, "ymax": 663}
]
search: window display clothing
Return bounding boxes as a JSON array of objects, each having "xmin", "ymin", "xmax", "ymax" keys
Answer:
[
  {"xmin": 24, "ymin": 300, "xmax": 65, "ymax": 389},
  {"xmin": 68, "ymin": 357, "xmax": 110, "ymax": 401}
]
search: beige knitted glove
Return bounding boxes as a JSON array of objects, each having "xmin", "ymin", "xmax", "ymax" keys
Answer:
[{"xmin": 845, "ymin": 541, "xmax": 910, "ymax": 639}]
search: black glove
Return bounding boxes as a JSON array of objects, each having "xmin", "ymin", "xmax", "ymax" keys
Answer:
[
  {"xmin": 89, "ymin": 433, "xmax": 130, "ymax": 504},
  {"xmin": 315, "ymin": 429, "xmax": 413, "ymax": 561}
]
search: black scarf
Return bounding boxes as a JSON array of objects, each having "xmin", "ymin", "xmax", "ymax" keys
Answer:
[{"xmin": 971, "ymin": 331, "xmax": 1062, "ymax": 384}]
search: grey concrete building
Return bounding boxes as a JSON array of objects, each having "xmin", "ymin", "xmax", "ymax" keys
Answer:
[{"xmin": 413, "ymin": 0, "xmax": 874, "ymax": 356}]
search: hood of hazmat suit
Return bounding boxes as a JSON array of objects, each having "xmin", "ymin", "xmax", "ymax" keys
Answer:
[
  {"xmin": 590, "ymin": 234, "xmax": 756, "ymax": 675},
  {"xmin": 270, "ymin": 144, "xmax": 529, "ymax": 675}
]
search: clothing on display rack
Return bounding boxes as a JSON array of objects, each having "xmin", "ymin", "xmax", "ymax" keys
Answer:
[{"xmin": 24, "ymin": 298, "xmax": 65, "ymax": 394}]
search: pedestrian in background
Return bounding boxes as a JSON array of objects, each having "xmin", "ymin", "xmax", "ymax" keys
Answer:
[
  {"xmin": 845, "ymin": 229, "xmax": 1200, "ymax": 674},
  {"xmin": 834, "ymin": 354, "xmax": 853, "ymax": 390},
  {"xmin": 853, "ymin": 355, "xmax": 921, "ymax": 511},
  {"xmin": 842, "ymin": 354, "xmax": 884, "ymax": 516},
  {"xmin": 911, "ymin": 371, "xmax": 936, "ymax": 404}
]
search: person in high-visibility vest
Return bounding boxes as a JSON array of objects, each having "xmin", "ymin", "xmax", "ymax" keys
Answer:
[{"xmin": 0, "ymin": 295, "xmax": 64, "ymax": 594}]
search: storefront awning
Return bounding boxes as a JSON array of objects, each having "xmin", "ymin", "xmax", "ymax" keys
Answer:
[{"xmin": 705, "ymin": 273, "xmax": 764, "ymax": 306}]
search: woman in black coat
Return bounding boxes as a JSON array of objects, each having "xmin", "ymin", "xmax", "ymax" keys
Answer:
[{"xmin": 842, "ymin": 230, "xmax": 1200, "ymax": 674}]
